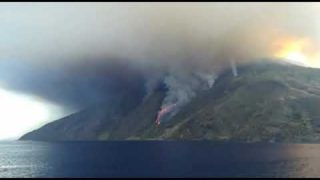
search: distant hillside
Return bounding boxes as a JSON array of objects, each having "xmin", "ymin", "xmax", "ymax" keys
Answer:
[{"xmin": 20, "ymin": 60, "xmax": 320, "ymax": 142}]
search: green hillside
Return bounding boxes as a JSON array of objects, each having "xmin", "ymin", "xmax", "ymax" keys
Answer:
[{"xmin": 20, "ymin": 60, "xmax": 320, "ymax": 143}]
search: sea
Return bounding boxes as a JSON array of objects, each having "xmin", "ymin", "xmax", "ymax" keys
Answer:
[{"xmin": 1, "ymin": 141, "xmax": 320, "ymax": 178}]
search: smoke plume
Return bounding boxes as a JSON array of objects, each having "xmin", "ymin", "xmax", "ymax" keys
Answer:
[{"xmin": 0, "ymin": 2, "xmax": 320, "ymax": 123}]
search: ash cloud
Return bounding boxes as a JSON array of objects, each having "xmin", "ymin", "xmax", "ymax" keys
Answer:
[{"xmin": 0, "ymin": 2, "xmax": 319, "ymax": 114}]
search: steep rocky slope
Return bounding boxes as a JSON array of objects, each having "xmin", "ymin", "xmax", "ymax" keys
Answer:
[{"xmin": 20, "ymin": 61, "xmax": 320, "ymax": 142}]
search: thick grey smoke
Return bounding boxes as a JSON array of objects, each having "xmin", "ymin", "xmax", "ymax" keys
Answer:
[
  {"xmin": 0, "ymin": 2, "xmax": 320, "ymax": 122},
  {"xmin": 1, "ymin": 2, "xmax": 319, "ymax": 66}
]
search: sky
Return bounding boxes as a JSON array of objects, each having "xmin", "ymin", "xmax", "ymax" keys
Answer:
[{"xmin": 0, "ymin": 2, "xmax": 319, "ymax": 140}]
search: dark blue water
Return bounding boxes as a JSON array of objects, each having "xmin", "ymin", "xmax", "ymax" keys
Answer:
[{"xmin": 1, "ymin": 141, "xmax": 320, "ymax": 177}]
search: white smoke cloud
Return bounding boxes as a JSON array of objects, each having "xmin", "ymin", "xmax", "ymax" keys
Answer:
[{"xmin": 156, "ymin": 69, "xmax": 216, "ymax": 122}]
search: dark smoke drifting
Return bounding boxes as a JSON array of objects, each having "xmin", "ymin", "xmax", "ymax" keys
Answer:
[{"xmin": 0, "ymin": 2, "xmax": 319, "ymax": 124}]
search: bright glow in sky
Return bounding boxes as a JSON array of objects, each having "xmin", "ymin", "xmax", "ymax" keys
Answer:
[
  {"xmin": 274, "ymin": 37, "xmax": 320, "ymax": 68},
  {"xmin": 0, "ymin": 88, "xmax": 65, "ymax": 140}
]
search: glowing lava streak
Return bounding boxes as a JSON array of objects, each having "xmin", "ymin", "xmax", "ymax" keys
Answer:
[{"xmin": 156, "ymin": 103, "xmax": 177, "ymax": 125}]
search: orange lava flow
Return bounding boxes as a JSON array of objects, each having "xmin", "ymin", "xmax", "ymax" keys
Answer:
[{"xmin": 155, "ymin": 103, "xmax": 177, "ymax": 125}]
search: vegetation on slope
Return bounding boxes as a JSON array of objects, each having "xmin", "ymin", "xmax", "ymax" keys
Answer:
[
  {"xmin": 20, "ymin": 60, "xmax": 320, "ymax": 142},
  {"xmin": 145, "ymin": 61, "xmax": 320, "ymax": 142}
]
